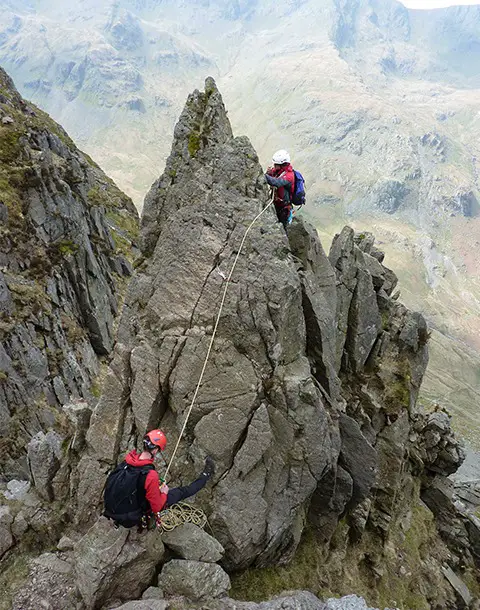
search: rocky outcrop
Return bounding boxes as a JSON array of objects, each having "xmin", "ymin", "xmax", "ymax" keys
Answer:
[
  {"xmin": 80, "ymin": 78, "xmax": 340, "ymax": 570},
  {"xmin": 0, "ymin": 66, "xmax": 138, "ymax": 484},
  {"xmin": 3, "ymin": 77, "xmax": 477, "ymax": 609},
  {"xmin": 74, "ymin": 517, "xmax": 166, "ymax": 609},
  {"xmin": 69, "ymin": 78, "xmax": 478, "ymax": 609},
  {"xmin": 161, "ymin": 523, "xmax": 224, "ymax": 562},
  {"xmin": 157, "ymin": 559, "xmax": 231, "ymax": 601},
  {"xmin": 110, "ymin": 591, "xmax": 394, "ymax": 610}
]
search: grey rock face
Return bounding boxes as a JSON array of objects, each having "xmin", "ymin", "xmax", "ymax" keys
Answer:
[
  {"xmin": 27, "ymin": 431, "xmax": 63, "ymax": 501},
  {"xmin": 74, "ymin": 517, "xmax": 166, "ymax": 609},
  {"xmin": 441, "ymin": 566, "xmax": 472, "ymax": 609},
  {"xmin": 370, "ymin": 179, "xmax": 407, "ymax": 213},
  {"xmin": 0, "ymin": 506, "xmax": 13, "ymax": 558},
  {"xmin": 83, "ymin": 78, "xmax": 338, "ymax": 569},
  {"xmin": 422, "ymin": 477, "xmax": 473, "ymax": 564},
  {"xmin": 0, "ymin": 67, "xmax": 138, "ymax": 481},
  {"xmin": 158, "ymin": 591, "xmax": 377, "ymax": 609},
  {"xmin": 415, "ymin": 411, "xmax": 466, "ymax": 476},
  {"xmin": 112, "ymin": 602, "xmax": 169, "ymax": 610},
  {"xmin": 141, "ymin": 587, "xmax": 165, "ymax": 600},
  {"xmin": 157, "ymin": 559, "xmax": 230, "ymax": 601},
  {"xmin": 325, "ymin": 595, "xmax": 391, "ymax": 610},
  {"xmin": 329, "ymin": 227, "xmax": 358, "ymax": 372},
  {"xmin": 338, "ymin": 414, "xmax": 377, "ymax": 511},
  {"xmin": 11, "ymin": 551, "xmax": 78, "ymax": 610},
  {"xmin": 161, "ymin": 524, "xmax": 224, "ymax": 562},
  {"xmin": 288, "ymin": 220, "xmax": 340, "ymax": 403},
  {"xmin": 1, "ymin": 479, "xmax": 30, "ymax": 501}
]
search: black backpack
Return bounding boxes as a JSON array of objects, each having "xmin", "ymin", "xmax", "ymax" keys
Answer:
[{"xmin": 103, "ymin": 461, "xmax": 154, "ymax": 528}]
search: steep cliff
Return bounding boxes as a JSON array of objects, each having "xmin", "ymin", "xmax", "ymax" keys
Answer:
[
  {"xmin": 0, "ymin": 66, "xmax": 138, "ymax": 482},
  {"xmin": 2, "ymin": 0, "xmax": 479, "ymax": 446},
  {"xmin": 2, "ymin": 78, "xmax": 479, "ymax": 610},
  {"xmin": 65, "ymin": 79, "xmax": 476, "ymax": 608}
]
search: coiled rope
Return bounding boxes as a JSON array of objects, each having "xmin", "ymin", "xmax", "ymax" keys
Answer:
[
  {"xmin": 163, "ymin": 194, "xmax": 275, "ymax": 480},
  {"xmin": 158, "ymin": 501, "xmax": 207, "ymax": 532}
]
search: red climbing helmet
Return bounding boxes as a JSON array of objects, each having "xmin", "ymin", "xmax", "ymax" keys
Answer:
[{"xmin": 143, "ymin": 429, "xmax": 167, "ymax": 452}]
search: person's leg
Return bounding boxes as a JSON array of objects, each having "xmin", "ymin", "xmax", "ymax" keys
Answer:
[
  {"xmin": 166, "ymin": 474, "xmax": 209, "ymax": 507},
  {"xmin": 276, "ymin": 204, "xmax": 291, "ymax": 229}
]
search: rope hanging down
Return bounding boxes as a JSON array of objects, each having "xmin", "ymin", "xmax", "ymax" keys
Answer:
[{"xmin": 163, "ymin": 194, "xmax": 275, "ymax": 479}]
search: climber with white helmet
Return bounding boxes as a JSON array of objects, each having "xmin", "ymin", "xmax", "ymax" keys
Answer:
[
  {"xmin": 265, "ymin": 149, "xmax": 295, "ymax": 229},
  {"xmin": 103, "ymin": 429, "xmax": 215, "ymax": 530}
]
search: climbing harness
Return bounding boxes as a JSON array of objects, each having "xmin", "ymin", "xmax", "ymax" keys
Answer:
[
  {"xmin": 157, "ymin": 501, "xmax": 207, "ymax": 532},
  {"xmin": 163, "ymin": 194, "xmax": 275, "ymax": 480}
]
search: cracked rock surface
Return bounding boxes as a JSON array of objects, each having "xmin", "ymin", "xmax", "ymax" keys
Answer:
[
  {"xmin": 81, "ymin": 78, "xmax": 339, "ymax": 567},
  {"xmin": 0, "ymin": 66, "xmax": 138, "ymax": 481},
  {"xmin": 56, "ymin": 78, "xmax": 474, "ymax": 609},
  {"xmin": 78, "ymin": 79, "xmax": 443, "ymax": 579}
]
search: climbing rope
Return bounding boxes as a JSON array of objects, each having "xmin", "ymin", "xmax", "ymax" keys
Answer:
[
  {"xmin": 163, "ymin": 194, "xmax": 275, "ymax": 480},
  {"xmin": 158, "ymin": 501, "xmax": 207, "ymax": 532}
]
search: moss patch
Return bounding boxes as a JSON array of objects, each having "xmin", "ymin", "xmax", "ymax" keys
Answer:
[
  {"xmin": 8, "ymin": 279, "xmax": 51, "ymax": 320},
  {"xmin": 231, "ymin": 528, "xmax": 328, "ymax": 602},
  {"xmin": 231, "ymin": 494, "xmax": 456, "ymax": 610},
  {"xmin": 0, "ymin": 126, "xmax": 24, "ymax": 163},
  {"xmin": 0, "ymin": 553, "xmax": 31, "ymax": 610},
  {"xmin": 188, "ymin": 131, "xmax": 201, "ymax": 157},
  {"xmin": 87, "ymin": 185, "xmax": 111, "ymax": 208}
]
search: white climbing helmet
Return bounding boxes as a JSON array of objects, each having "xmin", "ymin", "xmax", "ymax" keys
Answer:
[{"xmin": 272, "ymin": 149, "xmax": 290, "ymax": 165}]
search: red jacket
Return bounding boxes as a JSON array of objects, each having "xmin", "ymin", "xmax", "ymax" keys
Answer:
[
  {"xmin": 266, "ymin": 164, "xmax": 295, "ymax": 207},
  {"xmin": 125, "ymin": 450, "xmax": 168, "ymax": 513}
]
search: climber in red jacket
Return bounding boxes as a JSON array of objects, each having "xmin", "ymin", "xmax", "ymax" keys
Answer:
[
  {"xmin": 104, "ymin": 429, "xmax": 215, "ymax": 529},
  {"xmin": 265, "ymin": 149, "xmax": 295, "ymax": 229}
]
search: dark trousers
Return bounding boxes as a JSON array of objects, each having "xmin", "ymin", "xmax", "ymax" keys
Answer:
[
  {"xmin": 275, "ymin": 203, "xmax": 292, "ymax": 229},
  {"xmin": 166, "ymin": 474, "xmax": 209, "ymax": 507}
]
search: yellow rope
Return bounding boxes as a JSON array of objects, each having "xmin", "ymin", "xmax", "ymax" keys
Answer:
[
  {"xmin": 158, "ymin": 501, "xmax": 207, "ymax": 532},
  {"xmin": 163, "ymin": 195, "xmax": 275, "ymax": 479}
]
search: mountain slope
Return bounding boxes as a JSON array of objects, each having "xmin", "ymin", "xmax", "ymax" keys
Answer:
[
  {"xmin": 3, "ymin": 78, "xmax": 478, "ymax": 610},
  {"xmin": 0, "ymin": 66, "xmax": 138, "ymax": 479},
  {"xmin": 1, "ymin": 0, "xmax": 480, "ymax": 447}
]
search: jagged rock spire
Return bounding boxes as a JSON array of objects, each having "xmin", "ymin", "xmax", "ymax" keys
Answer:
[
  {"xmin": 141, "ymin": 77, "xmax": 234, "ymax": 256},
  {"xmin": 83, "ymin": 77, "xmax": 339, "ymax": 568}
]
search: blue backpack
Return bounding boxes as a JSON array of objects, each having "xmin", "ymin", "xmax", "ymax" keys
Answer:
[{"xmin": 292, "ymin": 170, "xmax": 306, "ymax": 206}]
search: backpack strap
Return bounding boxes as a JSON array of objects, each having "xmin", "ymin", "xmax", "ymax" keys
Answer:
[{"xmin": 135, "ymin": 464, "xmax": 156, "ymax": 514}]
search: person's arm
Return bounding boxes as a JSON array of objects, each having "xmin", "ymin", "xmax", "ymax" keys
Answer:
[
  {"xmin": 144, "ymin": 470, "xmax": 168, "ymax": 513},
  {"xmin": 265, "ymin": 174, "xmax": 292, "ymax": 188}
]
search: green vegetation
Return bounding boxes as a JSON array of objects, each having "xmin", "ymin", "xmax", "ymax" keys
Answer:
[
  {"xmin": 57, "ymin": 239, "xmax": 79, "ymax": 257},
  {"xmin": 60, "ymin": 313, "xmax": 86, "ymax": 344},
  {"xmin": 384, "ymin": 378, "xmax": 411, "ymax": 411},
  {"xmin": 188, "ymin": 131, "xmax": 201, "ymax": 157},
  {"xmin": 106, "ymin": 209, "xmax": 139, "ymax": 240},
  {"xmin": 87, "ymin": 185, "xmax": 111, "ymax": 208},
  {"xmin": 231, "ymin": 492, "xmax": 456, "ymax": 609},
  {"xmin": 205, "ymin": 82, "xmax": 216, "ymax": 98},
  {"xmin": 90, "ymin": 381, "xmax": 102, "ymax": 398},
  {"xmin": 380, "ymin": 356, "xmax": 412, "ymax": 413},
  {"xmin": 0, "ymin": 126, "xmax": 23, "ymax": 163},
  {"xmin": 231, "ymin": 528, "xmax": 330, "ymax": 602},
  {"xmin": 9, "ymin": 280, "xmax": 51, "ymax": 319},
  {"xmin": 0, "ymin": 553, "xmax": 31, "ymax": 610}
]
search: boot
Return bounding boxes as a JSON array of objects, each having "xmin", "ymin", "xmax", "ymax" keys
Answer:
[{"xmin": 202, "ymin": 456, "xmax": 215, "ymax": 479}]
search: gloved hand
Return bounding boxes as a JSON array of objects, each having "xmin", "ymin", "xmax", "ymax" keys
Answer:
[{"xmin": 160, "ymin": 482, "xmax": 169, "ymax": 494}]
